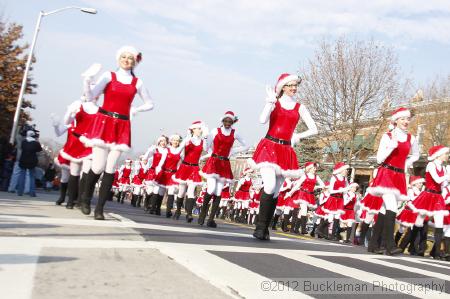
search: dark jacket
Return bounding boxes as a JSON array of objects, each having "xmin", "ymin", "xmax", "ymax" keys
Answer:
[{"xmin": 19, "ymin": 139, "xmax": 42, "ymax": 169}]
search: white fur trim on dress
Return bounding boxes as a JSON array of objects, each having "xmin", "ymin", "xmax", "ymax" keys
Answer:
[
  {"xmin": 171, "ymin": 176, "xmax": 203, "ymax": 186},
  {"xmin": 359, "ymin": 204, "xmax": 382, "ymax": 215},
  {"xmin": 395, "ymin": 219, "xmax": 414, "ymax": 228},
  {"xmin": 59, "ymin": 149, "xmax": 92, "ymax": 163},
  {"xmin": 322, "ymin": 208, "xmax": 345, "ymax": 215},
  {"xmin": 199, "ymin": 171, "xmax": 233, "ymax": 184},
  {"xmin": 247, "ymin": 159, "xmax": 303, "ymax": 178},
  {"xmin": 53, "ymin": 157, "xmax": 70, "ymax": 170},
  {"xmin": 407, "ymin": 202, "xmax": 450, "ymax": 217},
  {"xmin": 293, "ymin": 199, "xmax": 317, "ymax": 209},
  {"xmin": 428, "ymin": 147, "xmax": 449, "ymax": 161},
  {"xmin": 79, "ymin": 136, "xmax": 131, "ymax": 152},
  {"xmin": 340, "ymin": 218, "xmax": 356, "ymax": 225},
  {"xmin": 367, "ymin": 186, "xmax": 409, "ymax": 201}
]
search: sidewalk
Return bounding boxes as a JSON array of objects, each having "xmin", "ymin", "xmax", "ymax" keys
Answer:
[{"xmin": 0, "ymin": 191, "xmax": 231, "ymax": 299}]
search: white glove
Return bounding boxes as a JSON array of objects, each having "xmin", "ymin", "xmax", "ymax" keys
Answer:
[
  {"xmin": 130, "ymin": 107, "xmax": 138, "ymax": 120},
  {"xmin": 50, "ymin": 113, "xmax": 60, "ymax": 127},
  {"xmin": 81, "ymin": 63, "xmax": 102, "ymax": 80},
  {"xmin": 291, "ymin": 133, "xmax": 300, "ymax": 147},
  {"xmin": 265, "ymin": 85, "xmax": 277, "ymax": 104}
]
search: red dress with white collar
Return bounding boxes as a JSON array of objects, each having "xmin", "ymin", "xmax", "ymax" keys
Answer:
[
  {"xmin": 322, "ymin": 175, "xmax": 346, "ymax": 215},
  {"xmin": 173, "ymin": 139, "xmax": 203, "ymax": 186},
  {"xmin": 155, "ymin": 147, "xmax": 181, "ymax": 187},
  {"xmin": 201, "ymin": 128, "xmax": 235, "ymax": 182}
]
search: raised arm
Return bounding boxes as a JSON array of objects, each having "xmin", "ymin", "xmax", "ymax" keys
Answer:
[
  {"xmin": 84, "ymin": 71, "xmax": 111, "ymax": 101},
  {"xmin": 143, "ymin": 145, "xmax": 156, "ymax": 160},
  {"xmin": 230, "ymin": 132, "xmax": 250, "ymax": 156},
  {"xmin": 131, "ymin": 79, "xmax": 154, "ymax": 117},
  {"xmin": 427, "ymin": 162, "xmax": 450, "ymax": 185},
  {"xmin": 259, "ymin": 86, "xmax": 277, "ymax": 124}
]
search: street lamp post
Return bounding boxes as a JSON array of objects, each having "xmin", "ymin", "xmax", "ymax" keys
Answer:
[{"xmin": 9, "ymin": 6, "xmax": 97, "ymax": 144}]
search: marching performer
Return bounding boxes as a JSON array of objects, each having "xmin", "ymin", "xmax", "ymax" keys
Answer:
[
  {"xmin": 131, "ymin": 156, "xmax": 147, "ymax": 207},
  {"xmin": 51, "ymin": 120, "xmax": 71, "ymax": 205},
  {"xmin": 442, "ymin": 182, "xmax": 450, "ymax": 260},
  {"xmin": 149, "ymin": 135, "xmax": 183, "ymax": 216},
  {"xmin": 233, "ymin": 168, "xmax": 253, "ymax": 223},
  {"xmin": 340, "ymin": 183, "xmax": 359, "ymax": 243},
  {"xmin": 289, "ymin": 162, "xmax": 325, "ymax": 234},
  {"xmin": 117, "ymin": 159, "xmax": 133, "ymax": 203},
  {"xmin": 248, "ymin": 186, "xmax": 262, "ymax": 225},
  {"xmin": 367, "ymin": 107, "xmax": 419, "ymax": 255},
  {"xmin": 248, "ymin": 73, "xmax": 318, "ymax": 240},
  {"xmin": 408, "ymin": 145, "xmax": 449, "ymax": 259},
  {"xmin": 218, "ymin": 183, "xmax": 231, "ymax": 220},
  {"xmin": 312, "ymin": 182, "xmax": 331, "ymax": 238},
  {"xmin": 271, "ymin": 178, "xmax": 292, "ymax": 230},
  {"xmin": 80, "ymin": 46, "xmax": 154, "ymax": 220},
  {"xmin": 172, "ymin": 121, "xmax": 208, "ymax": 222},
  {"xmin": 198, "ymin": 111, "xmax": 249, "ymax": 228},
  {"xmin": 143, "ymin": 136, "xmax": 168, "ymax": 211}
]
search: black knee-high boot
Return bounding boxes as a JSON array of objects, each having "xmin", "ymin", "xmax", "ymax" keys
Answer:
[
  {"xmin": 394, "ymin": 230, "xmax": 402, "ymax": 246},
  {"xmin": 407, "ymin": 225, "xmax": 420, "ymax": 255},
  {"xmin": 120, "ymin": 191, "xmax": 126, "ymax": 204},
  {"xmin": 75, "ymin": 174, "xmax": 87, "ymax": 208},
  {"xmin": 94, "ymin": 172, "xmax": 114, "ymax": 220},
  {"xmin": 368, "ymin": 212, "xmax": 385, "ymax": 253},
  {"xmin": 444, "ymin": 238, "xmax": 450, "ymax": 261},
  {"xmin": 198, "ymin": 193, "xmax": 213, "ymax": 225},
  {"xmin": 56, "ymin": 182, "xmax": 68, "ymax": 205},
  {"xmin": 131, "ymin": 194, "xmax": 137, "ymax": 207},
  {"xmin": 398, "ymin": 228, "xmax": 411, "ymax": 252},
  {"xmin": 317, "ymin": 219, "xmax": 329, "ymax": 239},
  {"xmin": 417, "ymin": 221, "xmax": 429, "ymax": 256},
  {"xmin": 431, "ymin": 228, "xmax": 444, "ymax": 259},
  {"xmin": 253, "ymin": 192, "xmax": 274, "ymax": 240},
  {"xmin": 144, "ymin": 194, "xmax": 151, "ymax": 211},
  {"xmin": 207, "ymin": 196, "xmax": 221, "ymax": 228},
  {"xmin": 80, "ymin": 170, "xmax": 101, "ymax": 215},
  {"xmin": 331, "ymin": 219, "xmax": 341, "ymax": 241},
  {"xmin": 166, "ymin": 195, "xmax": 175, "ymax": 218},
  {"xmin": 272, "ymin": 214, "xmax": 280, "ymax": 230},
  {"xmin": 290, "ymin": 208, "xmax": 299, "ymax": 233},
  {"xmin": 66, "ymin": 175, "xmax": 80, "ymax": 209},
  {"xmin": 149, "ymin": 193, "xmax": 159, "ymax": 214},
  {"xmin": 185, "ymin": 198, "xmax": 195, "ymax": 222},
  {"xmin": 310, "ymin": 222, "xmax": 318, "ymax": 237},
  {"xmin": 344, "ymin": 227, "xmax": 352, "ymax": 243},
  {"xmin": 136, "ymin": 195, "xmax": 142, "ymax": 207},
  {"xmin": 358, "ymin": 222, "xmax": 369, "ymax": 246},
  {"xmin": 155, "ymin": 194, "xmax": 164, "ymax": 215},
  {"xmin": 282, "ymin": 212, "xmax": 291, "ymax": 232},
  {"xmin": 174, "ymin": 196, "xmax": 183, "ymax": 220},
  {"xmin": 382, "ymin": 210, "xmax": 402, "ymax": 255},
  {"xmin": 117, "ymin": 191, "xmax": 122, "ymax": 202},
  {"xmin": 300, "ymin": 216, "xmax": 308, "ymax": 234}
]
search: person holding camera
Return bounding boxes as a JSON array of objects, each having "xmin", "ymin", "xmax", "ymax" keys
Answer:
[{"xmin": 17, "ymin": 130, "xmax": 42, "ymax": 197}]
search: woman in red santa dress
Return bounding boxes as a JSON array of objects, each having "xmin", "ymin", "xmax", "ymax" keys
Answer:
[
  {"xmin": 172, "ymin": 121, "xmax": 208, "ymax": 222},
  {"xmin": 395, "ymin": 176, "xmax": 423, "ymax": 253},
  {"xmin": 130, "ymin": 155, "xmax": 147, "ymax": 207},
  {"xmin": 233, "ymin": 168, "xmax": 254, "ymax": 223},
  {"xmin": 117, "ymin": 159, "xmax": 133, "ymax": 204},
  {"xmin": 248, "ymin": 73, "xmax": 318, "ymax": 240},
  {"xmin": 340, "ymin": 183, "xmax": 359, "ymax": 243},
  {"xmin": 248, "ymin": 185, "xmax": 262, "ymax": 225},
  {"xmin": 218, "ymin": 183, "xmax": 231, "ymax": 220},
  {"xmin": 198, "ymin": 111, "xmax": 249, "ymax": 228},
  {"xmin": 282, "ymin": 178, "xmax": 300, "ymax": 233},
  {"xmin": 407, "ymin": 145, "xmax": 449, "ymax": 259},
  {"xmin": 442, "ymin": 182, "xmax": 450, "ymax": 261},
  {"xmin": 311, "ymin": 182, "xmax": 330, "ymax": 238},
  {"xmin": 52, "ymin": 95, "xmax": 99, "ymax": 209},
  {"xmin": 142, "ymin": 135, "xmax": 168, "ymax": 211},
  {"xmin": 111, "ymin": 167, "xmax": 120, "ymax": 199},
  {"xmin": 289, "ymin": 162, "xmax": 325, "ymax": 234},
  {"xmin": 271, "ymin": 178, "xmax": 292, "ymax": 231},
  {"xmin": 149, "ymin": 134, "xmax": 184, "ymax": 216},
  {"xmin": 367, "ymin": 107, "xmax": 419, "ymax": 255},
  {"xmin": 79, "ymin": 46, "xmax": 154, "ymax": 220},
  {"xmin": 321, "ymin": 162, "xmax": 351, "ymax": 241},
  {"xmin": 51, "ymin": 119, "xmax": 71, "ymax": 205},
  {"xmin": 196, "ymin": 183, "xmax": 208, "ymax": 213}
]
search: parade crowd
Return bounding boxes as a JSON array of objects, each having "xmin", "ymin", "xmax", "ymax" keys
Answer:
[{"xmin": 39, "ymin": 45, "xmax": 449, "ymax": 260}]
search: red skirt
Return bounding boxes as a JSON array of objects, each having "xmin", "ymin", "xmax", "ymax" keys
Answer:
[
  {"xmin": 221, "ymin": 190, "xmax": 231, "ymax": 200},
  {"xmin": 200, "ymin": 156, "xmax": 233, "ymax": 182},
  {"xmin": 249, "ymin": 138, "xmax": 300, "ymax": 177},
  {"xmin": 284, "ymin": 196, "xmax": 299, "ymax": 209},
  {"xmin": 276, "ymin": 192, "xmax": 287, "ymax": 208},
  {"xmin": 314, "ymin": 205, "xmax": 327, "ymax": 218},
  {"xmin": 368, "ymin": 167, "xmax": 407, "ymax": 200},
  {"xmin": 60, "ymin": 132, "xmax": 92, "ymax": 162},
  {"xmin": 119, "ymin": 177, "xmax": 130, "ymax": 185},
  {"xmin": 81, "ymin": 113, "xmax": 131, "ymax": 151},
  {"xmin": 293, "ymin": 190, "xmax": 317, "ymax": 208},
  {"xmin": 340, "ymin": 208, "xmax": 355, "ymax": 224},
  {"xmin": 155, "ymin": 170, "xmax": 177, "ymax": 187},
  {"xmin": 131, "ymin": 175, "xmax": 143, "ymax": 186},
  {"xmin": 360, "ymin": 193, "xmax": 384, "ymax": 214},
  {"xmin": 145, "ymin": 168, "xmax": 157, "ymax": 183},
  {"xmin": 322, "ymin": 195, "xmax": 344, "ymax": 215},
  {"xmin": 235, "ymin": 190, "xmax": 251, "ymax": 200},
  {"xmin": 173, "ymin": 164, "xmax": 202, "ymax": 185},
  {"xmin": 409, "ymin": 191, "xmax": 449, "ymax": 217},
  {"xmin": 396, "ymin": 207, "xmax": 418, "ymax": 228}
]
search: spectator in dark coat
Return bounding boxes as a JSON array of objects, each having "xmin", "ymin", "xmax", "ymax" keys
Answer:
[{"xmin": 17, "ymin": 131, "xmax": 42, "ymax": 197}]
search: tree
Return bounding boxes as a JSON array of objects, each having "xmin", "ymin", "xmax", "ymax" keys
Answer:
[
  {"xmin": 297, "ymin": 37, "xmax": 402, "ymax": 165},
  {"xmin": 0, "ymin": 18, "xmax": 37, "ymax": 140}
]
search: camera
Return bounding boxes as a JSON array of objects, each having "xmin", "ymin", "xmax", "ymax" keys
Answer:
[{"xmin": 19, "ymin": 123, "xmax": 40, "ymax": 139}]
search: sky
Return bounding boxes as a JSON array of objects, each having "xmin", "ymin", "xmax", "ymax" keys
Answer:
[{"xmin": 2, "ymin": 0, "xmax": 450, "ymax": 154}]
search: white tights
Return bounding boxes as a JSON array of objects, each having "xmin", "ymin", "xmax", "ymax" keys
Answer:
[
  {"xmin": 69, "ymin": 159, "xmax": 92, "ymax": 176},
  {"xmin": 260, "ymin": 167, "xmax": 284, "ymax": 197},
  {"xmin": 153, "ymin": 185, "xmax": 177, "ymax": 196},
  {"xmin": 299, "ymin": 203, "xmax": 308, "ymax": 217},
  {"xmin": 327, "ymin": 213, "xmax": 340, "ymax": 222},
  {"xmin": 383, "ymin": 193, "xmax": 398, "ymax": 213},
  {"xmin": 177, "ymin": 183, "xmax": 197, "ymax": 199},
  {"xmin": 363, "ymin": 212, "xmax": 375, "ymax": 225},
  {"xmin": 206, "ymin": 177, "xmax": 224, "ymax": 196},
  {"xmin": 415, "ymin": 213, "xmax": 444, "ymax": 228},
  {"xmin": 60, "ymin": 168, "xmax": 70, "ymax": 183},
  {"xmin": 91, "ymin": 147, "xmax": 122, "ymax": 174}
]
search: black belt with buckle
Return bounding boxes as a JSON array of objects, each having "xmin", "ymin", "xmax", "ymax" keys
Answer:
[
  {"xmin": 182, "ymin": 161, "xmax": 199, "ymax": 167},
  {"xmin": 72, "ymin": 131, "xmax": 81, "ymax": 138},
  {"xmin": 99, "ymin": 107, "xmax": 129, "ymax": 120},
  {"xmin": 300, "ymin": 188, "xmax": 315, "ymax": 195},
  {"xmin": 212, "ymin": 153, "xmax": 229, "ymax": 161},
  {"xmin": 265, "ymin": 134, "xmax": 291, "ymax": 145},
  {"xmin": 162, "ymin": 168, "xmax": 177, "ymax": 173},
  {"xmin": 425, "ymin": 188, "xmax": 440, "ymax": 194},
  {"xmin": 331, "ymin": 193, "xmax": 343, "ymax": 198},
  {"xmin": 381, "ymin": 163, "xmax": 404, "ymax": 174}
]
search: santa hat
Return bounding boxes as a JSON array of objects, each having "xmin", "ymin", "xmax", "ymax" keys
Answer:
[
  {"xmin": 275, "ymin": 73, "xmax": 301, "ymax": 95},
  {"xmin": 333, "ymin": 162, "xmax": 349, "ymax": 174},
  {"xmin": 409, "ymin": 176, "xmax": 425, "ymax": 186},
  {"xmin": 125, "ymin": 158, "xmax": 132, "ymax": 163},
  {"xmin": 189, "ymin": 120, "xmax": 209, "ymax": 137},
  {"xmin": 242, "ymin": 167, "xmax": 253, "ymax": 176},
  {"xmin": 116, "ymin": 45, "xmax": 142, "ymax": 65},
  {"xmin": 304, "ymin": 162, "xmax": 318, "ymax": 171},
  {"xmin": 170, "ymin": 134, "xmax": 182, "ymax": 142},
  {"xmin": 157, "ymin": 135, "xmax": 168, "ymax": 144},
  {"xmin": 428, "ymin": 145, "xmax": 449, "ymax": 161},
  {"xmin": 222, "ymin": 111, "xmax": 238, "ymax": 123},
  {"xmin": 391, "ymin": 107, "xmax": 411, "ymax": 122},
  {"xmin": 349, "ymin": 182, "xmax": 359, "ymax": 189}
]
